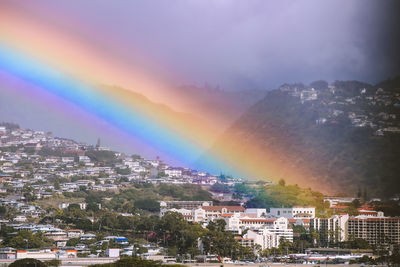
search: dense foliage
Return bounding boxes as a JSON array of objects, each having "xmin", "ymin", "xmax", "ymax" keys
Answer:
[
  {"xmin": 85, "ymin": 150, "xmax": 119, "ymax": 164},
  {"xmin": 0, "ymin": 226, "xmax": 52, "ymax": 249},
  {"xmin": 245, "ymin": 183, "xmax": 330, "ymax": 216},
  {"xmin": 9, "ymin": 258, "xmax": 47, "ymax": 267}
]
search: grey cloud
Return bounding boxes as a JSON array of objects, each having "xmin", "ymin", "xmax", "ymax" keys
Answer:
[{"xmin": 12, "ymin": 0, "xmax": 400, "ymax": 89}]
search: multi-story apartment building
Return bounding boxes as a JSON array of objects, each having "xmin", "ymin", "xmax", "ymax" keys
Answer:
[
  {"xmin": 348, "ymin": 217, "xmax": 400, "ymax": 245},
  {"xmin": 234, "ymin": 236, "xmax": 256, "ymax": 248},
  {"xmin": 238, "ymin": 229, "xmax": 280, "ymax": 250},
  {"xmin": 309, "ymin": 214, "xmax": 349, "ymax": 245},
  {"xmin": 235, "ymin": 217, "xmax": 293, "ymax": 249}
]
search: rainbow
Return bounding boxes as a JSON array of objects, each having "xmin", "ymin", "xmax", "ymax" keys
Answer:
[
  {"xmin": 0, "ymin": 2, "xmax": 329, "ymax": 191},
  {"xmin": 0, "ymin": 43, "xmax": 232, "ymax": 173}
]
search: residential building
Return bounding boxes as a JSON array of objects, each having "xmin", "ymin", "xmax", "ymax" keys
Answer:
[
  {"xmin": 67, "ymin": 229, "xmax": 84, "ymax": 238},
  {"xmin": 310, "ymin": 214, "xmax": 349, "ymax": 245},
  {"xmin": 348, "ymin": 217, "xmax": 400, "ymax": 245},
  {"xmin": 224, "ymin": 214, "xmax": 293, "ymax": 242},
  {"xmin": 159, "ymin": 200, "xmax": 212, "ymax": 210},
  {"xmin": 239, "ymin": 229, "xmax": 280, "ymax": 250},
  {"xmin": 160, "ymin": 208, "xmax": 206, "ymax": 223},
  {"xmin": 61, "ymin": 157, "xmax": 74, "ymax": 163},
  {"xmin": 202, "ymin": 205, "xmax": 245, "ymax": 220},
  {"xmin": 106, "ymin": 248, "xmax": 120, "ymax": 258},
  {"xmin": 245, "ymin": 208, "xmax": 267, "ymax": 217},
  {"xmin": 323, "ymin": 197, "xmax": 358, "ymax": 208},
  {"xmin": 164, "ymin": 167, "xmax": 182, "ymax": 177},
  {"xmin": 269, "ymin": 206, "xmax": 315, "ymax": 219},
  {"xmin": 59, "ymin": 202, "xmax": 87, "ymax": 210}
]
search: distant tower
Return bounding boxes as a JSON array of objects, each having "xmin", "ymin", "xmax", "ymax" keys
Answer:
[{"xmin": 96, "ymin": 138, "xmax": 101, "ymax": 149}]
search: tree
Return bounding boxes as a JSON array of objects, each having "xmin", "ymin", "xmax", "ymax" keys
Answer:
[
  {"xmin": 310, "ymin": 80, "xmax": 328, "ymax": 90},
  {"xmin": 210, "ymin": 183, "xmax": 230, "ymax": 193},
  {"xmin": 218, "ymin": 174, "xmax": 228, "ymax": 182},
  {"xmin": 54, "ymin": 180, "xmax": 61, "ymax": 190},
  {"xmin": 86, "ymin": 150, "xmax": 117, "ymax": 164},
  {"xmin": 136, "ymin": 246, "xmax": 149, "ymax": 255},
  {"xmin": 201, "ymin": 220, "xmax": 245, "ymax": 259},
  {"xmin": 234, "ymin": 183, "xmax": 252, "ymax": 196},
  {"xmin": 22, "ymin": 184, "xmax": 36, "ymax": 202},
  {"xmin": 68, "ymin": 203, "xmax": 81, "ymax": 211},
  {"xmin": 0, "ymin": 205, "xmax": 7, "ymax": 216},
  {"xmin": 134, "ymin": 199, "xmax": 160, "ymax": 212},
  {"xmin": 87, "ymin": 202, "xmax": 100, "ymax": 212},
  {"xmin": 156, "ymin": 171, "xmax": 165, "ymax": 178},
  {"xmin": 96, "ymin": 138, "xmax": 101, "ymax": 149},
  {"xmin": 156, "ymin": 212, "xmax": 204, "ymax": 257},
  {"xmin": 9, "ymin": 258, "xmax": 46, "ymax": 267},
  {"xmin": 66, "ymin": 238, "xmax": 80, "ymax": 247},
  {"xmin": 116, "ymin": 167, "xmax": 131, "ymax": 175},
  {"xmin": 3, "ymin": 230, "xmax": 52, "ymax": 249},
  {"xmin": 279, "ymin": 238, "xmax": 293, "ymax": 255}
]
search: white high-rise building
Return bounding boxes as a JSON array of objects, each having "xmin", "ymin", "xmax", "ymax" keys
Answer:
[
  {"xmin": 236, "ymin": 217, "xmax": 293, "ymax": 249},
  {"xmin": 310, "ymin": 214, "xmax": 349, "ymax": 245}
]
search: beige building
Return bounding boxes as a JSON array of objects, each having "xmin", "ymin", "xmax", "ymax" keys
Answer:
[
  {"xmin": 159, "ymin": 200, "xmax": 212, "ymax": 210},
  {"xmin": 348, "ymin": 217, "xmax": 400, "ymax": 245}
]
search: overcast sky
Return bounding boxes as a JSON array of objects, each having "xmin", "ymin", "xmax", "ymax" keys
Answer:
[{"xmin": 19, "ymin": 0, "xmax": 400, "ymax": 90}]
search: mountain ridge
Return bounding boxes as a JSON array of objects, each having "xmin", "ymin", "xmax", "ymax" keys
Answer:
[{"xmin": 205, "ymin": 77, "xmax": 400, "ymax": 197}]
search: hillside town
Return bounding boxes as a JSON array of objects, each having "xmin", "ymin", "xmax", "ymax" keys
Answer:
[
  {"xmin": 0, "ymin": 123, "xmax": 223, "ymax": 191},
  {"xmin": 0, "ymin": 123, "xmax": 399, "ymax": 265},
  {"xmin": 279, "ymin": 81, "xmax": 400, "ymax": 135}
]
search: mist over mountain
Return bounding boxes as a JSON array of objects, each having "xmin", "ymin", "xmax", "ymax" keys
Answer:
[
  {"xmin": 173, "ymin": 84, "xmax": 267, "ymax": 126},
  {"xmin": 206, "ymin": 76, "xmax": 400, "ymax": 197}
]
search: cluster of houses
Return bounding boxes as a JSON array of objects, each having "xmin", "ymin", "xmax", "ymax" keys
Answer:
[
  {"xmin": 0, "ymin": 198, "xmax": 43, "ymax": 222},
  {"xmin": 0, "ymin": 220, "xmax": 164, "ymax": 260},
  {"xmin": 0, "ymin": 125, "xmax": 240, "ymax": 203},
  {"xmin": 160, "ymin": 200, "xmax": 400, "ymax": 251},
  {"xmin": 278, "ymin": 83, "xmax": 400, "ymax": 135}
]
